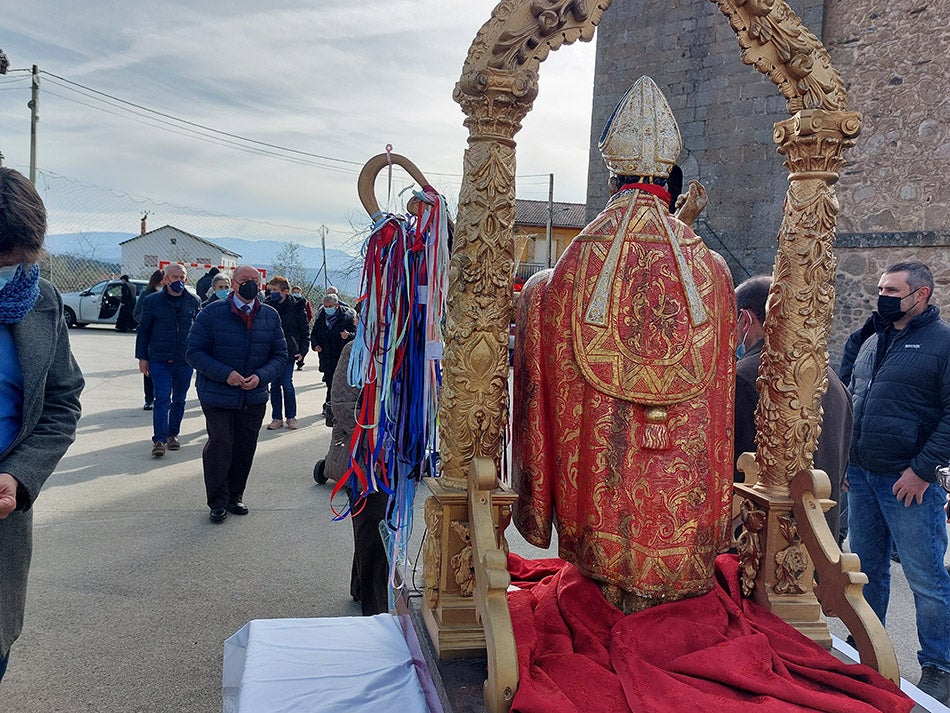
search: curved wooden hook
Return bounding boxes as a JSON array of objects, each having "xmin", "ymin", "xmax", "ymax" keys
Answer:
[{"xmin": 357, "ymin": 152, "xmax": 433, "ymax": 220}]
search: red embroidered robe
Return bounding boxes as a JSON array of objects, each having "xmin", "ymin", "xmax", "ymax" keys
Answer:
[{"xmin": 512, "ymin": 185, "xmax": 736, "ymax": 602}]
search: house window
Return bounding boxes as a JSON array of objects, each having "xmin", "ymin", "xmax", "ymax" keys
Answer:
[{"xmin": 170, "ymin": 238, "xmax": 177, "ymax": 245}]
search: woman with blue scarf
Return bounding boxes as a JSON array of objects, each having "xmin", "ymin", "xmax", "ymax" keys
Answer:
[{"xmin": 0, "ymin": 168, "xmax": 83, "ymax": 682}]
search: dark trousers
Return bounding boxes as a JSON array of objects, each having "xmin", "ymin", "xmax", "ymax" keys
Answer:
[
  {"xmin": 116, "ymin": 304, "xmax": 136, "ymax": 332},
  {"xmin": 349, "ymin": 491, "xmax": 390, "ymax": 616},
  {"xmin": 201, "ymin": 401, "xmax": 266, "ymax": 510},
  {"xmin": 143, "ymin": 373, "xmax": 154, "ymax": 404},
  {"xmin": 322, "ymin": 366, "xmax": 336, "ymax": 407}
]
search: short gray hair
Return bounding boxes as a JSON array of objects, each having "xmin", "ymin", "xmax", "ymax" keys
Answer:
[{"xmin": 884, "ymin": 261, "xmax": 934, "ymax": 298}]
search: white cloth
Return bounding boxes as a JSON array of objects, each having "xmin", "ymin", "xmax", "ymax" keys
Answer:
[{"xmin": 223, "ymin": 615, "xmax": 431, "ymax": 713}]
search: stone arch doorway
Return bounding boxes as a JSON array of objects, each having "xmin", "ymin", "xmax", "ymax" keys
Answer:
[{"xmin": 422, "ymin": 2, "xmax": 874, "ymax": 710}]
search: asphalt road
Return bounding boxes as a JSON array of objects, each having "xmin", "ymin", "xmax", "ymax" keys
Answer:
[{"xmin": 1, "ymin": 326, "xmax": 946, "ymax": 711}]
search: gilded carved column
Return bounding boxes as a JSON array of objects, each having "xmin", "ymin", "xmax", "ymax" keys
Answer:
[
  {"xmin": 736, "ymin": 109, "xmax": 860, "ymax": 641},
  {"xmin": 422, "ymin": 0, "xmax": 610, "ymax": 659},
  {"xmin": 756, "ymin": 109, "xmax": 862, "ymax": 493},
  {"xmin": 421, "ymin": 64, "xmax": 536, "ymax": 658},
  {"xmin": 707, "ymin": 0, "xmax": 865, "ymax": 644}
]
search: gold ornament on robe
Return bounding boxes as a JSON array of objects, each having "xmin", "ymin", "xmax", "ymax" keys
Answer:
[{"xmin": 512, "ymin": 77, "xmax": 736, "ymax": 607}]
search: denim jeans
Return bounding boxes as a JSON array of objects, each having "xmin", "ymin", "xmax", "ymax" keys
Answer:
[
  {"xmin": 847, "ymin": 463, "xmax": 950, "ymax": 671},
  {"xmin": 269, "ymin": 362, "xmax": 297, "ymax": 420},
  {"xmin": 149, "ymin": 361, "xmax": 193, "ymax": 443}
]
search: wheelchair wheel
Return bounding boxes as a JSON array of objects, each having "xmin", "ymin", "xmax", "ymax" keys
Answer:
[{"xmin": 313, "ymin": 459, "xmax": 327, "ymax": 484}]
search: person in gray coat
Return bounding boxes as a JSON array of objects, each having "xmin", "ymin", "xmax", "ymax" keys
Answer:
[
  {"xmin": 319, "ymin": 340, "xmax": 390, "ymax": 615},
  {"xmin": 0, "ymin": 168, "xmax": 84, "ymax": 682}
]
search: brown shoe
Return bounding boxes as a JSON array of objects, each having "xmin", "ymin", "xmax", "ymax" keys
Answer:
[
  {"xmin": 151, "ymin": 441, "xmax": 165, "ymax": 457},
  {"xmin": 266, "ymin": 419, "xmax": 283, "ymax": 430},
  {"xmin": 286, "ymin": 418, "xmax": 298, "ymax": 430},
  {"xmin": 167, "ymin": 435, "xmax": 180, "ymax": 451}
]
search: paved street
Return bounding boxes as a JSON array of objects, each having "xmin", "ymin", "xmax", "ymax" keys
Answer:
[{"xmin": 1, "ymin": 326, "xmax": 947, "ymax": 711}]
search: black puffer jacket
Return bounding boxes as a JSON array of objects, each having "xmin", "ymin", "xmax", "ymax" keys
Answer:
[
  {"xmin": 310, "ymin": 306, "xmax": 357, "ymax": 374},
  {"xmin": 266, "ymin": 294, "xmax": 310, "ymax": 358},
  {"xmin": 849, "ymin": 305, "xmax": 950, "ymax": 481}
]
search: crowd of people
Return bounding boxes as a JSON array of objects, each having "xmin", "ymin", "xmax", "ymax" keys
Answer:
[{"xmin": 133, "ymin": 263, "xmax": 358, "ymax": 518}]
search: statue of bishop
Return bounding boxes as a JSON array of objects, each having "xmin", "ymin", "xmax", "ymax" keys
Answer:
[{"xmin": 512, "ymin": 77, "xmax": 737, "ymax": 613}]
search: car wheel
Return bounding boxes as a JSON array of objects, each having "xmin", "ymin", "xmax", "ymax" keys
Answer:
[{"xmin": 63, "ymin": 306, "xmax": 77, "ymax": 328}]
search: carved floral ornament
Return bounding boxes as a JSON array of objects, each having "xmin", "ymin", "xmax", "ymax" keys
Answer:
[{"xmin": 443, "ymin": 0, "xmax": 861, "ymax": 494}]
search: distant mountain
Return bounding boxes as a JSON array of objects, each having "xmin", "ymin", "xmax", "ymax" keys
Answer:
[
  {"xmin": 44, "ymin": 231, "xmax": 365, "ymax": 295},
  {"xmin": 44, "ymin": 232, "xmax": 128, "ymax": 263},
  {"xmin": 44, "ymin": 232, "xmax": 361, "ymax": 272}
]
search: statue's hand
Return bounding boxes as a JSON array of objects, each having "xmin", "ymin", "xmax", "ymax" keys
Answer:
[{"xmin": 674, "ymin": 180, "xmax": 707, "ymax": 227}]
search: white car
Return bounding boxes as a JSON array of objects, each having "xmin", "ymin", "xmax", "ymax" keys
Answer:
[{"xmin": 60, "ymin": 279, "xmax": 148, "ymax": 328}]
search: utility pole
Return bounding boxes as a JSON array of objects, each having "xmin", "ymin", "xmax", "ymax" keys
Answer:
[
  {"xmin": 545, "ymin": 173, "xmax": 554, "ymax": 268},
  {"xmin": 320, "ymin": 225, "xmax": 329, "ymax": 290},
  {"xmin": 28, "ymin": 65, "xmax": 39, "ymax": 185},
  {"xmin": 0, "ymin": 50, "xmax": 9, "ymax": 167}
]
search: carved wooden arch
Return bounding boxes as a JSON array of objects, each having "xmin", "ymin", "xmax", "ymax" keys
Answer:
[
  {"xmin": 442, "ymin": 0, "xmax": 860, "ymax": 487},
  {"xmin": 431, "ymin": 1, "xmax": 891, "ymax": 710}
]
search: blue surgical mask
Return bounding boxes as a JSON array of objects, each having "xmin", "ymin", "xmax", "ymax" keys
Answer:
[
  {"xmin": 324, "ymin": 306, "xmax": 337, "ymax": 316},
  {"xmin": 0, "ymin": 264, "xmax": 20, "ymax": 292},
  {"xmin": 267, "ymin": 291, "xmax": 282, "ymax": 302},
  {"xmin": 736, "ymin": 310, "xmax": 749, "ymax": 360},
  {"xmin": 168, "ymin": 279, "xmax": 186, "ymax": 294},
  {"xmin": 215, "ymin": 288, "xmax": 230, "ymax": 301}
]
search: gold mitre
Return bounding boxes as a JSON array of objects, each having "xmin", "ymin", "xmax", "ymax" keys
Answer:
[{"xmin": 598, "ymin": 76, "xmax": 682, "ymax": 178}]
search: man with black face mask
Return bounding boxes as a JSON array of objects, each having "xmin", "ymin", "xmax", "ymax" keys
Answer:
[
  {"xmin": 136, "ymin": 263, "xmax": 200, "ymax": 457},
  {"xmin": 186, "ymin": 265, "xmax": 287, "ymax": 523},
  {"xmin": 845, "ymin": 260, "xmax": 950, "ymax": 705}
]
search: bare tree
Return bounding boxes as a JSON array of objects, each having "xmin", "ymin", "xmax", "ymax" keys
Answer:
[{"xmin": 271, "ymin": 241, "xmax": 307, "ymax": 289}]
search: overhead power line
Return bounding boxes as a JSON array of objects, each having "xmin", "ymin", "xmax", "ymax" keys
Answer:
[
  {"xmin": 4, "ymin": 67, "xmax": 562, "ymax": 182},
  {"xmin": 40, "ymin": 70, "xmax": 364, "ymax": 168}
]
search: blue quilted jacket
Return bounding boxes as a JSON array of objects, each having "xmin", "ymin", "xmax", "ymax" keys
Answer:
[
  {"xmin": 134, "ymin": 288, "xmax": 200, "ymax": 364},
  {"xmin": 186, "ymin": 298, "xmax": 287, "ymax": 408},
  {"xmin": 849, "ymin": 305, "xmax": 950, "ymax": 481}
]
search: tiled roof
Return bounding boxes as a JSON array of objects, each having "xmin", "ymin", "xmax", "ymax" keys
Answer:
[{"xmin": 515, "ymin": 199, "xmax": 587, "ymax": 229}]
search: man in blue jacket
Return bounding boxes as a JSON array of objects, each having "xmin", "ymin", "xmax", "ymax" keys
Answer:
[
  {"xmin": 187, "ymin": 265, "xmax": 287, "ymax": 523},
  {"xmin": 846, "ymin": 260, "xmax": 950, "ymax": 704},
  {"xmin": 135, "ymin": 264, "xmax": 200, "ymax": 457}
]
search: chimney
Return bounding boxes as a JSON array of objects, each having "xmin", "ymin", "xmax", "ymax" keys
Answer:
[{"xmin": 140, "ymin": 213, "xmax": 148, "ymax": 235}]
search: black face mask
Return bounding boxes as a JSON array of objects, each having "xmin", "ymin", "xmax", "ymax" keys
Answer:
[
  {"xmin": 238, "ymin": 281, "xmax": 259, "ymax": 301},
  {"xmin": 877, "ymin": 288, "xmax": 918, "ymax": 322}
]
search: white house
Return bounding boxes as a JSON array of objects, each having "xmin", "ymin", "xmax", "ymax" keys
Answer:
[{"xmin": 119, "ymin": 225, "xmax": 242, "ymax": 278}]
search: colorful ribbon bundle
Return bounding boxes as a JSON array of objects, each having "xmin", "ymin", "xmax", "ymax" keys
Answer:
[{"xmin": 332, "ymin": 186, "xmax": 450, "ymax": 601}]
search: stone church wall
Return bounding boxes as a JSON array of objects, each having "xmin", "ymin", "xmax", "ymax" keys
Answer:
[{"xmin": 588, "ymin": 0, "xmax": 949, "ymax": 369}]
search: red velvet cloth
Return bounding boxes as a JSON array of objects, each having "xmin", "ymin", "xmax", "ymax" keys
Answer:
[{"xmin": 507, "ymin": 554, "xmax": 913, "ymax": 713}]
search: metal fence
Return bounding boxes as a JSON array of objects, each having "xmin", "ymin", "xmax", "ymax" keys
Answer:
[{"xmin": 33, "ymin": 169, "xmax": 361, "ymax": 302}]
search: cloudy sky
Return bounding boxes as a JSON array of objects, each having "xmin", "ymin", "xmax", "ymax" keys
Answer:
[{"xmin": 0, "ymin": 1, "xmax": 597, "ymax": 253}]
